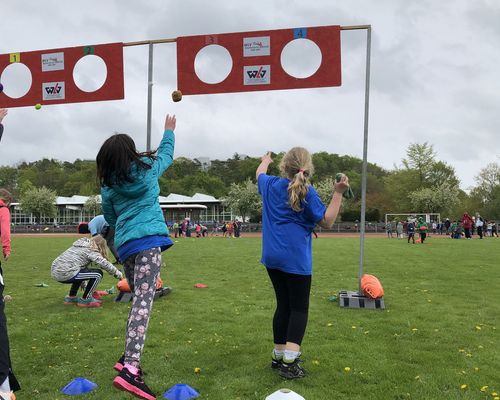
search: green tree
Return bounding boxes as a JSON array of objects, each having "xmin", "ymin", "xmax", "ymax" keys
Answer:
[
  {"xmin": 19, "ymin": 186, "xmax": 57, "ymax": 222},
  {"xmin": 402, "ymin": 142, "xmax": 436, "ymax": 185},
  {"xmin": 83, "ymin": 195, "xmax": 102, "ymax": 217},
  {"xmin": 474, "ymin": 162, "xmax": 500, "ymax": 202},
  {"xmin": 410, "ymin": 182, "xmax": 459, "ymax": 215},
  {"xmin": 0, "ymin": 166, "xmax": 18, "ymax": 195},
  {"xmin": 223, "ymin": 179, "xmax": 261, "ymax": 222}
]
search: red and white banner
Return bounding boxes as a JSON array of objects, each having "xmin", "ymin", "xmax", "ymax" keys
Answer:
[
  {"xmin": 177, "ymin": 25, "xmax": 341, "ymax": 95},
  {"xmin": 0, "ymin": 42, "xmax": 124, "ymax": 108}
]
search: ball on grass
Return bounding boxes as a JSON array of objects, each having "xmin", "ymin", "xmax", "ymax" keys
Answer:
[
  {"xmin": 35, "ymin": 103, "xmax": 42, "ymax": 110},
  {"xmin": 171, "ymin": 90, "xmax": 182, "ymax": 102}
]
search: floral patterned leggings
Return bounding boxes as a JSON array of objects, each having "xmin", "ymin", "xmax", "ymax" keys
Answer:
[{"xmin": 123, "ymin": 247, "xmax": 161, "ymax": 368}]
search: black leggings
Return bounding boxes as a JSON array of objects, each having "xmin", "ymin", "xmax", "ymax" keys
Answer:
[
  {"xmin": 62, "ymin": 268, "xmax": 103, "ymax": 299},
  {"xmin": 0, "ymin": 265, "xmax": 20, "ymax": 392},
  {"xmin": 267, "ymin": 268, "xmax": 311, "ymax": 346}
]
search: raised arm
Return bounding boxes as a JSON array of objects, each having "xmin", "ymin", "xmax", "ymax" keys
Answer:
[
  {"xmin": 256, "ymin": 152, "xmax": 273, "ymax": 180},
  {"xmin": 0, "ymin": 109, "xmax": 7, "ymax": 143},
  {"xmin": 318, "ymin": 175, "xmax": 349, "ymax": 229},
  {"xmin": 153, "ymin": 114, "xmax": 176, "ymax": 176}
]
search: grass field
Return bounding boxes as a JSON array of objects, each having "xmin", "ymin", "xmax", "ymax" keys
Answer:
[{"xmin": 3, "ymin": 234, "xmax": 500, "ymax": 400}]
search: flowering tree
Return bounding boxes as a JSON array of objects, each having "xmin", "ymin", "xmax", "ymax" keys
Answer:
[
  {"xmin": 19, "ymin": 186, "xmax": 57, "ymax": 223},
  {"xmin": 223, "ymin": 178, "xmax": 261, "ymax": 222},
  {"xmin": 410, "ymin": 182, "xmax": 459, "ymax": 215}
]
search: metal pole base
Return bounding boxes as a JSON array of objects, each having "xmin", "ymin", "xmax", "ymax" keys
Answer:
[
  {"xmin": 115, "ymin": 287, "xmax": 172, "ymax": 303},
  {"xmin": 338, "ymin": 290, "xmax": 385, "ymax": 309}
]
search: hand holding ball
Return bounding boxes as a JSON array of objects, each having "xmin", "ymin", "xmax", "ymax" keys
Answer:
[{"xmin": 171, "ymin": 90, "xmax": 182, "ymax": 102}]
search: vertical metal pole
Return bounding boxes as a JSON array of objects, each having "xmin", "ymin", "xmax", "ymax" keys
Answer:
[
  {"xmin": 146, "ymin": 43, "xmax": 154, "ymax": 151},
  {"xmin": 358, "ymin": 26, "xmax": 371, "ymax": 294}
]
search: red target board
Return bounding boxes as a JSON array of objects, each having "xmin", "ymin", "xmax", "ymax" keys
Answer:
[
  {"xmin": 177, "ymin": 25, "xmax": 341, "ymax": 95},
  {"xmin": 0, "ymin": 42, "xmax": 124, "ymax": 108}
]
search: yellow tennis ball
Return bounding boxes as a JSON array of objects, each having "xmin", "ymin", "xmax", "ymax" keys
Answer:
[{"xmin": 35, "ymin": 103, "xmax": 42, "ymax": 110}]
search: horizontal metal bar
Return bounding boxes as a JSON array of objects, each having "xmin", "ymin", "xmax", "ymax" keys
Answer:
[
  {"xmin": 123, "ymin": 25, "xmax": 370, "ymax": 47},
  {"xmin": 341, "ymin": 25, "xmax": 371, "ymax": 30},
  {"xmin": 123, "ymin": 38, "xmax": 176, "ymax": 47}
]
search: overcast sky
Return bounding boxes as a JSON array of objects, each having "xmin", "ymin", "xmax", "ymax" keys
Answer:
[{"xmin": 1, "ymin": 0, "xmax": 499, "ymax": 190}]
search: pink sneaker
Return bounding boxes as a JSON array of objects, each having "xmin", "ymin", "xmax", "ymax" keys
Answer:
[{"xmin": 113, "ymin": 367, "xmax": 156, "ymax": 400}]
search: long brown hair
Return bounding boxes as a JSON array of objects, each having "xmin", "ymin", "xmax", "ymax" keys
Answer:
[
  {"xmin": 279, "ymin": 147, "xmax": 314, "ymax": 212},
  {"xmin": 96, "ymin": 133, "xmax": 157, "ymax": 187},
  {"xmin": 90, "ymin": 235, "xmax": 109, "ymax": 259}
]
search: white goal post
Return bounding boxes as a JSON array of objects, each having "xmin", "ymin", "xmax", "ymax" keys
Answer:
[{"xmin": 384, "ymin": 213, "xmax": 441, "ymax": 226}]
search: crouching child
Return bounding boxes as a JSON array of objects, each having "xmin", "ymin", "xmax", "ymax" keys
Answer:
[{"xmin": 51, "ymin": 235, "xmax": 123, "ymax": 307}]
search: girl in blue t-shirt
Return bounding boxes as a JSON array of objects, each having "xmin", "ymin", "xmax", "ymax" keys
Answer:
[
  {"xmin": 96, "ymin": 114, "xmax": 176, "ymax": 400},
  {"xmin": 256, "ymin": 148, "xmax": 349, "ymax": 379}
]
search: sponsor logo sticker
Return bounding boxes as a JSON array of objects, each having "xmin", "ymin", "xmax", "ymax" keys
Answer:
[
  {"xmin": 243, "ymin": 36, "xmax": 270, "ymax": 57},
  {"xmin": 42, "ymin": 81, "xmax": 65, "ymax": 100},
  {"xmin": 41, "ymin": 52, "xmax": 65, "ymax": 72},
  {"xmin": 243, "ymin": 65, "xmax": 271, "ymax": 85}
]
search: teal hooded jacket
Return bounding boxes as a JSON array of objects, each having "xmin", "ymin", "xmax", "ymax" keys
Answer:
[{"xmin": 100, "ymin": 130, "xmax": 175, "ymax": 249}]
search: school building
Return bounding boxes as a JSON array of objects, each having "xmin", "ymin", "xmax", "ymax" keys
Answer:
[{"xmin": 9, "ymin": 193, "xmax": 233, "ymax": 227}]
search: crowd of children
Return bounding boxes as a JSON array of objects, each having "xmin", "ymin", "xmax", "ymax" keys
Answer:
[
  {"xmin": 386, "ymin": 214, "xmax": 498, "ymax": 243},
  {"xmin": 170, "ymin": 219, "xmax": 242, "ymax": 238}
]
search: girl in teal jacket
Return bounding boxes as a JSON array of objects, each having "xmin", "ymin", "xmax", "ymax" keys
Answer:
[{"xmin": 97, "ymin": 114, "xmax": 176, "ymax": 400}]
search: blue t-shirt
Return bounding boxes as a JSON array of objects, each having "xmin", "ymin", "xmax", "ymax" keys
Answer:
[
  {"xmin": 88, "ymin": 215, "xmax": 109, "ymax": 236},
  {"xmin": 258, "ymin": 174, "xmax": 326, "ymax": 275}
]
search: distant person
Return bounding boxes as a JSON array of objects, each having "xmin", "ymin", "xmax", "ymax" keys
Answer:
[
  {"xmin": 417, "ymin": 217, "xmax": 428, "ymax": 244},
  {"xmin": 51, "ymin": 235, "xmax": 123, "ymax": 307},
  {"xmin": 257, "ymin": 148, "xmax": 349, "ymax": 380},
  {"xmin": 385, "ymin": 221, "xmax": 393, "ymax": 238},
  {"xmin": 97, "ymin": 113, "xmax": 176, "ymax": 399},
  {"xmin": 0, "ymin": 188, "xmax": 21, "ymax": 397},
  {"xmin": 0, "ymin": 109, "xmax": 7, "ymax": 143},
  {"xmin": 88, "ymin": 215, "xmax": 119, "ymax": 262},
  {"xmin": 475, "ymin": 214, "xmax": 484, "ymax": 239},
  {"xmin": 407, "ymin": 219, "xmax": 416, "ymax": 244},
  {"xmin": 444, "ymin": 218, "xmax": 451, "ymax": 234},
  {"xmin": 396, "ymin": 221, "xmax": 403, "ymax": 239},
  {"xmin": 491, "ymin": 221, "xmax": 498, "ymax": 237},
  {"xmin": 461, "ymin": 213, "xmax": 473, "ymax": 239}
]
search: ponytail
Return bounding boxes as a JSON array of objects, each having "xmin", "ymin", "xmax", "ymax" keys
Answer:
[
  {"xmin": 288, "ymin": 171, "xmax": 309, "ymax": 212},
  {"xmin": 279, "ymin": 147, "xmax": 314, "ymax": 212}
]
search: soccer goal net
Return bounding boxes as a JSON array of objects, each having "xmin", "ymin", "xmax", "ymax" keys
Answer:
[{"xmin": 384, "ymin": 213, "xmax": 441, "ymax": 226}]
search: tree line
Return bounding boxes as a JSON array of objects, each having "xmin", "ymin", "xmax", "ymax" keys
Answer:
[{"xmin": 1, "ymin": 142, "xmax": 499, "ymax": 222}]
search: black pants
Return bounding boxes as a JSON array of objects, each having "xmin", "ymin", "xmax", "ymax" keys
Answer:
[
  {"xmin": 419, "ymin": 232, "xmax": 427, "ymax": 243},
  {"xmin": 464, "ymin": 228, "xmax": 471, "ymax": 238},
  {"xmin": 267, "ymin": 268, "xmax": 311, "ymax": 346},
  {"xmin": 477, "ymin": 226, "xmax": 483, "ymax": 239},
  {"xmin": 0, "ymin": 265, "xmax": 20, "ymax": 392},
  {"xmin": 62, "ymin": 268, "xmax": 103, "ymax": 299}
]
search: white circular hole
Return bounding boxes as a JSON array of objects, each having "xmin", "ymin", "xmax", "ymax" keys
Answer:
[
  {"xmin": 73, "ymin": 55, "xmax": 108, "ymax": 92},
  {"xmin": 0, "ymin": 63, "xmax": 32, "ymax": 98},
  {"xmin": 194, "ymin": 45, "xmax": 232, "ymax": 84},
  {"xmin": 281, "ymin": 38, "xmax": 322, "ymax": 79}
]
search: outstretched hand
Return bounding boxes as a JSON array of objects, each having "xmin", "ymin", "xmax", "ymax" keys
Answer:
[
  {"xmin": 0, "ymin": 109, "xmax": 7, "ymax": 124},
  {"xmin": 261, "ymin": 151, "xmax": 273, "ymax": 164},
  {"xmin": 164, "ymin": 114, "xmax": 176, "ymax": 131},
  {"xmin": 334, "ymin": 174, "xmax": 350, "ymax": 194}
]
